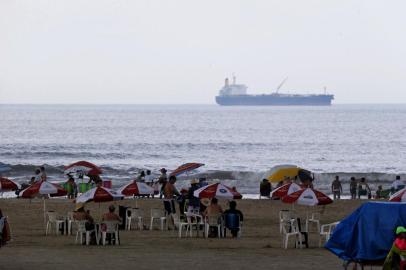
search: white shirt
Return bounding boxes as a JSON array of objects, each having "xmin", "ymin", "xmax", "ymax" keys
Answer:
[
  {"xmin": 144, "ymin": 175, "xmax": 154, "ymax": 183},
  {"xmin": 392, "ymin": 180, "xmax": 403, "ymax": 189}
]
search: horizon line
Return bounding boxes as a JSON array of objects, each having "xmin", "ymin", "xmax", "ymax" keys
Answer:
[{"xmin": 1, "ymin": 102, "xmax": 406, "ymax": 105}]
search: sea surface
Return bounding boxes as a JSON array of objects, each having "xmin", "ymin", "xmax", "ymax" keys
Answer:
[{"xmin": 1, "ymin": 104, "xmax": 406, "ymax": 194}]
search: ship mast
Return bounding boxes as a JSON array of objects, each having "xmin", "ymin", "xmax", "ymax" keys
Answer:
[{"xmin": 276, "ymin": 77, "xmax": 288, "ymax": 93}]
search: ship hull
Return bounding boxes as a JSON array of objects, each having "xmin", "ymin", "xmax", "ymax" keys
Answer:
[{"xmin": 215, "ymin": 94, "xmax": 334, "ymax": 106}]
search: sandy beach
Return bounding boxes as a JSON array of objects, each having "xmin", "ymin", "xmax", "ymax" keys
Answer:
[{"xmin": 0, "ymin": 198, "xmax": 366, "ymax": 270}]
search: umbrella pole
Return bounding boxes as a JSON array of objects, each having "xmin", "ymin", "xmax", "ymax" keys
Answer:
[
  {"xmin": 43, "ymin": 198, "xmax": 46, "ymax": 235},
  {"xmin": 99, "ymin": 202, "xmax": 101, "ymax": 221}
]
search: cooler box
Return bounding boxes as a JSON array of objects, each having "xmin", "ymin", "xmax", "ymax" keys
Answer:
[
  {"xmin": 78, "ymin": 183, "xmax": 93, "ymax": 193},
  {"xmin": 102, "ymin": 180, "xmax": 112, "ymax": 189}
]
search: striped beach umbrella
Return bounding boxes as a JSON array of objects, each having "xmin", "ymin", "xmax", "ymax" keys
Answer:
[
  {"xmin": 0, "ymin": 177, "xmax": 19, "ymax": 191},
  {"xmin": 170, "ymin": 163, "xmax": 205, "ymax": 177},
  {"xmin": 389, "ymin": 188, "xmax": 406, "ymax": 202},
  {"xmin": 76, "ymin": 186, "xmax": 124, "ymax": 204},
  {"xmin": 193, "ymin": 183, "xmax": 242, "ymax": 199},
  {"xmin": 64, "ymin": 161, "xmax": 102, "ymax": 176},
  {"xmin": 20, "ymin": 181, "xmax": 68, "ymax": 232},
  {"xmin": 117, "ymin": 181, "xmax": 154, "ymax": 196},
  {"xmin": 282, "ymin": 188, "xmax": 332, "ymax": 206},
  {"xmin": 270, "ymin": 182, "xmax": 302, "ymax": 199},
  {"xmin": 20, "ymin": 181, "xmax": 67, "ymax": 198}
]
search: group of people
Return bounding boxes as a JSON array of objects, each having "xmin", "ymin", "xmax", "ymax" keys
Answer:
[
  {"xmin": 331, "ymin": 175, "xmax": 404, "ymax": 200},
  {"xmin": 72, "ymin": 203, "xmax": 122, "ymax": 245}
]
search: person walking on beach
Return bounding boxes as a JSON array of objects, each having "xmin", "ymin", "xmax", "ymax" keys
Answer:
[
  {"xmin": 331, "ymin": 176, "xmax": 343, "ymax": 200},
  {"xmin": 350, "ymin": 177, "xmax": 357, "ymax": 199}
]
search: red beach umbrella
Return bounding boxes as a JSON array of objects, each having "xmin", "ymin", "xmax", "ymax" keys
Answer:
[
  {"xmin": 20, "ymin": 181, "xmax": 67, "ymax": 198},
  {"xmin": 389, "ymin": 188, "xmax": 406, "ymax": 202},
  {"xmin": 270, "ymin": 182, "xmax": 302, "ymax": 199},
  {"xmin": 117, "ymin": 181, "xmax": 154, "ymax": 196},
  {"xmin": 193, "ymin": 183, "xmax": 242, "ymax": 199},
  {"xmin": 64, "ymin": 161, "xmax": 102, "ymax": 176},
  {"xmin": 20, "ymin": 181, "xmax": 68, "ymax": 232},
  {"xmin": 170, "ymin": 163, "xmax": 205, "ymax": 177},
  {"xmin": 282, "ymin": 188, "xmax": 332, "ymax": 206},
  {"xmin": 0, "ymin": 177, "xmax": 19, "ymax": 191},
  {"xmin": 76, "ymin": 186, "xmax": 124, "ymax": 204}
]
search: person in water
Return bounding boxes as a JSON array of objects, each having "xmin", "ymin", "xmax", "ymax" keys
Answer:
[{"xmin": 331, "ymin": 176, "xmax": 343, "ymax": 200}]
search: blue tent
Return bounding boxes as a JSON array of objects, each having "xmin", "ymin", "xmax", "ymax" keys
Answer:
[{"xmin": 325, "ymin": 202, "xmax": 406, "ymax": 261}]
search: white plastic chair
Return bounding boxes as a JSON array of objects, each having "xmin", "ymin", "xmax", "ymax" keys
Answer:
[
  {"xmin": 101, "ymin": 221, "xmax": 120, "ymax": 246},
  {"xmin": 179, "ymin": 213, "xmax": 194, "ymax": 238},
  {"xmin": 126, "ymin": 208, "xmax": 144, "ymax": 230},
  {"xmin": 305, "ymin": 212, "xmax": 321, "ymax": 233},
  {"xmin": 319, "ymin": 221, "xmax": 339, "ymax": 247},
  {"xmin": 281, "ymin": 219, "xmax": 302, "ymax": 249},
  {"xmin": 279, "ymin": 210, "xmax": 294, "ymax": 234},
  {"xmin": 205, "ymin": 215, "xmax": 223, "ymax": 238},
  {"xmin": 150, "ymin": 208, "xmax": 167, "ymax": 231},
  {"xmin": 46, "ymin": 211, "xmax": 65, "ymax": 236},
  {"xmin": 66, "ymin": 212, "xmax": 75, "ymax": 235},
  {"xmin": 74, "ymin": 220, "xmax": 95, "ymax": 245}
]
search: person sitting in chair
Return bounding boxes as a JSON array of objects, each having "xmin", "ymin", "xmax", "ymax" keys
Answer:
[
  {"xmin": 102, "ymin": 205, "xmax": 122, "ymax": 222},
  {"xmin": 223, "ymin": 201, "xmax": 244, "ymax": 237}
]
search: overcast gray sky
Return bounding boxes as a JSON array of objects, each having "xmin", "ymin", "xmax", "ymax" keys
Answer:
[{"xmin": 0, "ymin": 0, "xmax": 405, "ymax": 104}]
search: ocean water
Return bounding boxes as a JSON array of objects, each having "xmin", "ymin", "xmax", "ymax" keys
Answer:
[{"xmin": 1, "ymin": 104, "xmax": 406, "ymax": 194}]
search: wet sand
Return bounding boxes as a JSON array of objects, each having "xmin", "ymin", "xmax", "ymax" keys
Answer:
[{"xmin": 0, "ymin": 198, "xmax": 365, "ymax": 270}]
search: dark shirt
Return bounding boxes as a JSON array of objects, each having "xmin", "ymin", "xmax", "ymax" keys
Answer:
[
  {"xmin": 223, "ymin": 209, "xmax": 244, "ymax": 222},
  {"xmin": 187, "ymin": 186, "xmax": 200, "ymax": 207},
  {"xmin": 260, "ymin": 182, "xmax": 271, "ymax": 196}
]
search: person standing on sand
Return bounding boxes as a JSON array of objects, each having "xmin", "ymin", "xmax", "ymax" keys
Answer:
[
  {"xmin": 187, "ymin": 179, "xmax": 200, "ymax": 213},
  {"xmin": 40, "ymin": 166, "xmax": 47, "ymax": 181},
  {"xmin": 331, "ymin": 176, "xmax": 343, "ymax": 200},
  {"xmin": 391, "ymin": 175, "xmax": 404, "ymax": 193},
  {"xmin": 136, "ymin": 171, "xmax": 145, "ymax": 182},
  {"xmin": 144, "ymin": 170, "xmax": 154, "ymax": 186},
  {"xmin": 350, "ymin": 177, "xmax": 357, "ymax": 199},
  {"xmin": 358, "ymin": 177, "xmax": 371, "ymax": 199},
  {"xmin": 163, "ymin": 175, "xmax": 180, "ymax": 229},
  {"xmin": 0, "ymin": 209, "xmax": 11, "ymax": 247},
  {"xmin": 259, "ymin": 179, "xmax": 271, "ymax": 198},
  {"xmin": 158, "ymin": 168, "xmax": 168, "ymax": 199},
  {"xmin": 34, "ymin": 168, "xmax": 42, "ymax": 182}
]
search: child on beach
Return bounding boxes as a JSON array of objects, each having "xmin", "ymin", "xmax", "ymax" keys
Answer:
[{"xmin": 383, "ymin": 226, "xmax": 406, "ymax": 270}]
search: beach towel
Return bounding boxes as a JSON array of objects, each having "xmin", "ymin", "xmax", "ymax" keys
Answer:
[{"xmin": 325, "ymin": 202, "xmax": 406, "ymax": 261}]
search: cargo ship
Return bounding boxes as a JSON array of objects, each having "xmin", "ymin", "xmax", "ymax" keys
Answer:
[{"xmin": 215, "ymin": 76, "xmax": 334, "ymax": 106}]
